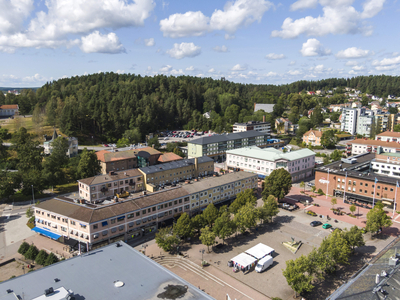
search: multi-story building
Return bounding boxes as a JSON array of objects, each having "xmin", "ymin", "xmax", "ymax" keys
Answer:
[
  {"xmin": 376, "ymin": 131, "xmax": 400, "ymax": 143},
  {"xmin": 340, "ymin": 108, "xmax": 358, "ymax": 135},
  {"xmin": 34, "ymin": 171, "xmax": 257, "ymax": 249},
  {"xmin": 302, "ymin": 129, "xmax": 322, "ymax": 146},
  {"xmin": 346, "ymin": 139, "xmax": 400, "ymax": 156},
  {"xmin": 226, "ymin": 146, "xmax": 315, "ymax": 182},
  {"xmin": 371, "ymin": 151, "xmax": 400, "ymax": 179},
  {"xmin": 139, "ymin": 157, "xmax": 214, "ymax": 192},
  {"xmin": 254, "ymin": 103, "xmax": 275, "ymax": 113},
  {"xmin": 187, "ymin": 130, "xmax": 280, "ymax": 162},
  {"xmin": 0, "ymin": 104, "xmax": 18, "ymax": 117},
  {"xmin": 374, "ymin": 113, "xmax": 396, "ymax": 132},
  {"xmin": 233, "ymin": 119, "xmax": 271, "ymax": 134},
  {"xmin": 78, "ymin": 169, "xmax": 144, "ymax": 203},
  {"xmin": 356, "ymin": 114, "xmax": 374, "ymax": 137},
  {"xmin": 43, "ymin": 129, "xmax": 78, "ymax": 157}
]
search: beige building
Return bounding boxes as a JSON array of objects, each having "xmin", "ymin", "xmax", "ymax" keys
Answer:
[
  {"xmin": 34, "ymin": 171, "xmax": 257, "ymax": 249},
  {"xmin": 302, "ymin": 129, "xmax": 323, "ymax": 146},
  {"xmin": 78, "ymin": 169, "xmax": 144, "ymax": 203},
  {"xmin": 139, "ymin": 157, "xmax": 214, "ymax": 192}
]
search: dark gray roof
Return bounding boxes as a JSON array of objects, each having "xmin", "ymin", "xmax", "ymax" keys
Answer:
[
  {"xmin": 189, "ymin": 131, "xmax": 269, "ymax": 145},
  {"xmin": 139, "ymin": 156, "xmax": 213, "ymax": 175},
  {"xmin": 0, "ymin": 242, "xmax": 215, "ymax": 300}
]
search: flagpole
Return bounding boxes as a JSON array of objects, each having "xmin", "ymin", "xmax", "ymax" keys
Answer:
[
  {"xmin": 372, "ymin": 178, "xmax": 377, "ymax": 208},
  {"xmin": 326, "ymin": 168, "xmax": 329, "ymax": 199},
  {"xmin": 343, "ymin": 172, "xmax": 347, "ymax": 203},
  {"xmin": 393, "ymin": 181, "xmax": 398, "ymax": 219}
]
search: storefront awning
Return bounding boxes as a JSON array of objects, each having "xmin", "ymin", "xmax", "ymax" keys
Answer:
[
  {"xmin": 31, "ymin": 227, "xmax": 61, "ymax": 240},
  {"xmin": 258, "ymin": 174, "xmax": 266, "ymax": 179}
]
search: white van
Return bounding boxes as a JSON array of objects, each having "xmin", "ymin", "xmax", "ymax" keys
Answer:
[{"xmin": 255, "ymin": 255, "xmax": 273, "ymax": 273}]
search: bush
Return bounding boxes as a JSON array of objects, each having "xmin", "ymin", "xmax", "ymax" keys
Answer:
[
  {"xmin": 317, "ymin": 189, "xmax": 325, "ymax": 195},
  {"xmin": 18, "ymin": 242, "xmax": 30, "ymax": 255},
  {"xmin": 45, "ymin": 253, "xmax": 59, "ymax": 266},
  {"xmin": 307, "ymin": 211, "xmax": 317, "ymax": 216},
  {"xmin": 35, "ymin": 250, "xmax": 48, "ymax": 265},
  {"xmin": 24, "ymin": 245, "xmax": 39, "ymax": 261}
]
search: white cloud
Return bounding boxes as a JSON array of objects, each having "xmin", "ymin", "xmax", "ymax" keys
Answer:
[
  {"xmin": 160, "ymin": 0, "xmax": 273, "ymax": 38},
  {"xmin": 289, "ymin": 61, "xmax": 296, "ymax": 66},
  {"xmin": 352, "ymin": 65, "xmax": 365, "ymax": 71},
  {"xmin": 0, "ymin": 0, "xmax": 155, "ymax": 53},
  {"xmin": 144, "ymin": 38, "xmax": 155, "ymax": 47},
  {"xmin": 309, "ymin": 64, "xmax": 332, "ymax": 73},
  {"xmin": 231, "ymin": 64, "xmax": 247, "ymax": 71},
  {"xmin": 80, "ymin": 31, "xmax": 125, "ymax": 54},
  {"xmin": 0, "ymin": 73, "xmax": 51, "ymax": 86},
  {"xmin": 271, "ymin": 0, "xmax": 385, "ymax": 39},
  {"xmin": 345, "ymin": 60, "xmax": 358, "ymax": 66},
  {"xmin": 348, "ymin": 69, "xmax": 357, "ymax": 75},
  {"xmin": 185, "ymin": 66, "xmax": 195, "ymax": 71},
  {"xmin": 225, "ymin": 33, "xmax": 236, "ymax": 40},
  {"xmin": 372, "ymin": 55, "xmax": 400, "ymax": 71},
  {"xmin": 213, "ymin": 45, "xmax": 229, "ymax": 52},
  {"xmin": 170, "ymin": 69, "xmax": 185, "ymax": 75},
  {"xmin": 265, "ymin": 71, "xmax": 278, "ymax": 77},
  {"xmin": 116, "ymin": 70, "xmax": 125, "ymax": 74},
  {"xmin": 290, "ymin": 0, "xmax": 318, "ymax": 11},
  {"xmin": 300, "ymin": 38, "xmax": 331, "ymax": 57},
  {"xmin": 287, "ymin": 70, "xmax": 302, "ymax": 75},
  {"xmin": 208, "ymin": 68, "xmax": 216, "ymax": 73},
  {"xmin": 265, "ymin": 53, "xmax": 286, "ymax": 60},
  {"xmin": 159, "ymin": 65, "xmax": 172, "ymax": 72},
  {"xmin": 166, "ymin": 42, "xmax": 201, "ymax": 59},
  {"xmin": 336, "ymin": 47, "xmax": 371, "ymax": 58}
]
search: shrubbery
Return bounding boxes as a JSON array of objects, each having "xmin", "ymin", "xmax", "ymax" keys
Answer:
[{"xmin": 17, "ymin": 242, "xmax": 30, "ymax": 255}]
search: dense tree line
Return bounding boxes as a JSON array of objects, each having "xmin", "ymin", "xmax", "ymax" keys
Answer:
[{"xmin": 1, "ymin": 74, "xmax": 400, "ymax": 142}]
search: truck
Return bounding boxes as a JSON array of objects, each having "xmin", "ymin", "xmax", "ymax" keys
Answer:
[
  {"xmin": 255, "ymin": 255, "xmax": 273, "ymax": 273},
  {"xmin": 116, "ymin": 191, "xmax": 129, "ymax": 198}
]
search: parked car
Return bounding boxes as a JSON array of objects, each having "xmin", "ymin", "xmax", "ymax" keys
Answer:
[
  {"xmin": 307, "ymin": 182, "xmax": 315, "ymax": 187},
  {"xmin": 330, "ymin": 227, "xmax": 342, "ymax": 232},
  {"xmin": 279, "ymin": 202, "xmax": 299, "ymax": 211},
  {"xmin": 164, "ymin": 137, "xmax": 169, "ymax": 140},
  {"xmin": 322, "ymin": 223, "xmax": 332, "ymax": 229},
  {"xmin": 310, "ymin": 221, "xmax": 322, "ymax": 227}
]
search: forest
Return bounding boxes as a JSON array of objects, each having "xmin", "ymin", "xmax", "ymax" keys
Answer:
[{"xmin": 0, "ymin": 73, "xmax": 399, "ymax": 142}]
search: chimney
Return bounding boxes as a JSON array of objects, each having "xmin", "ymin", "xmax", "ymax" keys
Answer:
[{"xmin": 263, "ymin": 115, "xmax": 266, "ymax": 123}]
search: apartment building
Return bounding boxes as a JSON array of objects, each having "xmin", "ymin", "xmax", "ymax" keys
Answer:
[
  {"xmin": 356, "ymin": 114, "xmax": 374, "ymax": 137},
  {"xmin": 96, "ymin": 147, "xmax": 162, "ymax": 174},
  {"xmin": 340, "ymin": 108, "xmax": 358, "ymax": 135},
  {"xmin": 233, "ymin": 120, "xmax": 271, "ymax": 134},
  {"xmin": 376, "ymin": 131, "xmax": 400, "ymax": 143},
  {"xmin": 34, "ymin": 171, "xmax": 257, "ymax": 249},
  {"xmin": 374, "ymin": 113, "xmax": 396, "ymax": 132},
  {"xmin": 0, "ymin": 104, "xmax": 18, "ymax": 116},
  {"xmin": 139, "ymin": 157, "xmax": 214, "ymax": 192},
  {"xmin": 371, "ymin": 152, "xmax": 400, "ymax": 179},
  {"xmin": 187, "ymin": 130, "xmax": 279, "ymax": 162},
  {"xmin": 226, "ymin": 146, "xmax": 315, "ymax": 182},
  {"xmin": 78, "ymin": 169, "xmax": 144, "ymax": 203},
  {"xmin": 346, "ymin": 139, "xmax": 400, "ymax": 156},
  {"xmin": 302, "ymin": 129, "xmax": 322, "ymax": 146}
]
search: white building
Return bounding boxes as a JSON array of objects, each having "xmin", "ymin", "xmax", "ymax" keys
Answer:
[
  {"xmin": 232, "ymin": 119, "xmax": 271, "ymax": 134},
  {"xmin": 371, "ymin": 152, "xmax": 400, "ymax": 179},
  {"xmin": 341, "ymin": 108, "xmax": 358, "ymax": 135},
  {"xmin": 226, "ymin": 146, "xmax": 315, "ymax": 182},
  {"xmin": 44, "ymin": 129, "xmax": 78, "ymax": 157},
  {"xmin": 376, "ymin": 131, "xmax": 400, "ymax": 143}
]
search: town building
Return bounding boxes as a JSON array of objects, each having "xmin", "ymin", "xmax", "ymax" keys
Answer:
[
  {"xmin": 96, "ymin": 146, "xmax": 168, "ymax": 174},
  {"xmin": 374, "ymin": 113, "xmax": 396, "ymax": 132},
  {"xmin": 275, "ymin": 117, "xmax": 297, "ymax": 134},
  {"xmin": 0, "ymin": 241, "xmax": 214, "ymax": 300},
  {"xmin": 346, "ymin": 139, "xmax": 400, "ymax": 156},
  {"xmin": 232, "ymin": 119, "xmax": 271, "ymax": 134},
  {"xmin": 139, "ymin": 157, "xmax": 214, "ymax": 192},
  {"xmin": 34, "ymin": 171, "xmax": 257, "ymax": 249},
  {"xmin": 78, "ymin": 169, "xmax": 144, "ymax": 203},
  {"xmin": 315, "ymin": 153, "xmax": 399, "ymax": 209},
  {"xmin": 340, "ymin": 108, "xmax": 358, "ymax": 135},
  {"xmin": 376, "ymin": 131, "xmax": 400, "ymax": 143},
  {"xmin": 371, "ymin": 151, "xmax": 400, "ymax": 179},
  {"xmin": 254, "ymin": 103, "xmax": 275, "ymax": 113},
  {"xmin": 226, "ymin": 146, "xmax": 315, "ymax": 182},
  {"xmin": 356, "ymin": 114, "xmax": 374, "ymax": 137},
  {"xmin": 187, "ymin": 130, "xmax": 280, "ymax": 162},
  {"xmin": 0, "ymin": 104, "xmax": 18, "ymax": 117},
  {"xmin": 43, "ymin": 129, "xmax": 78, "ymax": 157},
  {"xmin": 302, "ymin": 129, "xmax": 322, "ymax": 146}
]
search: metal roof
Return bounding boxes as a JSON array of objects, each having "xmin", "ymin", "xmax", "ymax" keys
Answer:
[
  {"xmin": 254, "ymin": 103, "xmax": 275, "ymax": 113},
  {"xmin": 0, "ymin": 242, "xmax": 215, "ymax": 300},
  {"xmin": 189, "ymin": 131, "xmax": 270, "ymax": 145},
  {"xmin": 226, "ymin": 146, "xmax": 315, "ymax": 161},
  {"xmin": 139, "ymin": 156, "xmax": 213, "ymax": 175}
]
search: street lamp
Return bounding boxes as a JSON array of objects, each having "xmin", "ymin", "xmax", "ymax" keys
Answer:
[
  {"xmin": 199, "ymin": 249, "xmax": 205, "ymax": 262},
  {"xmin": 31, "ymin": 185, "xmax": 35, "ymax": 205}
]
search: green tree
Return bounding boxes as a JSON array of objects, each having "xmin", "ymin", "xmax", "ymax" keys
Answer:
[
  {"xmin": 349, "ymin": 204, "xmax": 356, "ymax": 215},
  {"xmin": 44, "ymin": 252, "xmax": 59, "ymax": 266},
  {"xmin": 323, "ymin": 156, "xmax": 330, "ymax": 165},
  {"xmin": 173, "ymin": 213, "xmax": 193, "ymax": 239},
  {"xmin": 0, "ymin": 170, "xmax": 17, "ymax": 200},
  {"xmin": 263, "ymin": 195, "xmax": 279, "ymax": 223},
  {"xmin": 319, "ymin": 230, "xmax": 351, "ymax": 269},
  {"xmin": 366, "ymin": 201, "xmax": 393, "ymax": 234},
  {"xmin": 35, "ymin": 250, "xmax": 49, "ymax": 265},
  {"xmin": 229, "ymin": 189, "xmax": 257, "ymax": 214},
  {"xmin": 330, "ymin": 149, "xmax": 342, "ymax": 161},
  {"xmin": 234, "ymin": 203, "xmax": 258, "ymax": 234},
  {"xmin": 361, "ymin": 95, "xmax": 369, "ymax": 107},
  {"xmin": 394, "ymin": 124, "xmax": 400, "ymax": 132},
  {"xmin": 262, "ymin": 169, "xmax": 292, "ymax": 201},
  {"xmin": 147, "ymin": 135, "xmax": 160, "ymax": 149},
  {"xmin": 42, "ymin": 136, "xmax": 69, "ymax": 188},
  {"xmin": 202, "ymin": 203, "xmax": 219, "ymax": 228},
  {"xmin": 282, "ymin": 255, "xmax": 314, "ymax": 297},
  {"xmin": 155, "ymin": 227, "xmax": 180, "ymax": 252},
  {"xmin": 24, "ymin": 244, "xmax": 39, "ymax": 260},
  {"xmin": 18, "ymin": 242, "xmax": 30, "ymax": 255},
  {"xmin": 213, "ymin": 212, "xmax": 236, "ymax": 245},
  {"xmin": 191, "ymin": 214, "xmax": 206, "ymax": 235},
  {"xmin": 199, "ymin": 226, "xmax": 216, "ymax": 252},
  {"xmin": 116, "ymin": 137, "xmax": 130, "ymax": 148},
  {"xmin": 388, "ymin": 107, "xmax": 398, "ymax": 114},
  {"xmin": 343, "ymin": 226, "xmax": 365, "ymax": 251},
  {"xmin": 77, "ymin": 148, "xmax": 101, "ymax": 178},
  {"xmin": 330, "ymin": 197, "xmax": 337, "ymax": 209},
  {"xmin": 26, "ymin": 207, "xmax": 34, "ymax": 218},
  {"xmin": 311, "ymin": 105, "xmax": 323, "ymax": 126},
  {"xmin": 311, "ymin": 186, "xmax": 316, "ymax": 195},
  {"xmin": 123, "ymin": 128, "xmax": 141, "ymax": 144},
  {"xmin": 321, "ymin": 130, "xmax": 337, "ymax": 149},
  {"xmin": 300, "ymin": 181, "xmax": 305, "ymax": 192}
]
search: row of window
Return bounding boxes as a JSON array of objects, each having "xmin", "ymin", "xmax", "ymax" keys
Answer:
[{"xmin": 337, "ymin": 178, "xmax": 393, "ymax": 190}]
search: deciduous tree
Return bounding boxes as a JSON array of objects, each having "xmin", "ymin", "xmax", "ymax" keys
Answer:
[
  {"xmin": 173, "ymin": 213, "xmax": 193, "ymax": 239},
  {"xmin": 77, "ymin": 148, "xmax": 101, "ymax": 178},
  {"xmin": 202, "ymin": 203, "xmax": 219, "ymax": 228},
  {"xmin": 229, "ymin": 189, "xmax": 257, "ymax": 214},
  {"xmin": 234, "ymin": 203, "xmax": 258, "ymax": 234},
  {"xmin": 155, "ymin": 227, "xmax": 180, "ymax": 252},
  {"xmin": 282, "ymin": 255, "xmax": 314, "ymax": 297},
  {"xmin": 343, "ymin": 226, "xmax": 365, "ymax": 251},
  {"xmin": 262, "ymin": 169, "xmax": 292, "ymax": 201},
  {"xmin": 199, "ymin": 226, "xmax": 216, "ymax": 252},
  {"xmin": 213, "ymin": 212, "xmax": 236, "ymax": 244},
  {"xmin": 366, "ymin": 201, "xmax": 393, "ymax": 234},
  {"xmin": 263, "ymin": 195, "xmax": 279, "ymax": 223}
]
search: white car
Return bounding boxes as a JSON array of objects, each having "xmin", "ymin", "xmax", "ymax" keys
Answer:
[{"xmin": 164, "ymin": 137, "xmax": 169, "ymax": 140}]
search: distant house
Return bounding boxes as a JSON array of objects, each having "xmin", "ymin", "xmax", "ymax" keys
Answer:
[
  {"xmin": 0, "ymin": 104, "xmax": 18, "ymax": 117},
  {"xmin": 43, "ymin": 128, "xmax": 78, "ymax": 157},
  {"xmin": 203, "ymin": 111, "xmax": 211, "ymax": 119},
  {"xmin": 308, "ymin": 91, "xmax": 315, "ymax": 95},
  {"xmin": 275, "ymin": 118, "xmax": 297, "ymax": 134},
  {"xmin": 254, "ymin": 103, "xmax": 275, "ymax": 113},
  {"xmin": 303, "ymin": 130, "xmax": 323, "ymax": 146},
  {"xmin": 315, "ymin": 90, "xmax": 325, "ymax": 95}
]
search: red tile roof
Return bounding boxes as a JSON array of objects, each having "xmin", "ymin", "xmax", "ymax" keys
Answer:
[
  {"xmin": 377, "ymin": 131, "xmax": 400, "ymax": 138},
  {"xmin": 0, "ymin": 105, "xmax": 18, "ymax": 110},
  {"xmin": 348, "ymin": 139, "xmax": 400, "ymax": 147},
  {"xmin": 157, "ymin": 152, "xmax": 183, "ymax": 163}
]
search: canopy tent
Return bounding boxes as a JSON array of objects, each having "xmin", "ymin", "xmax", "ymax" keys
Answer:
[
  {"xmin": 231, "ymin": 252, "xmax": 257, "ymax": 269},
  {"xmin": 31, "ymin": 227, "xmax": 61, "ymax": 240},
  {"xmin": 245, "ymin": 243, "xmax": 274, "ymax": 260}
]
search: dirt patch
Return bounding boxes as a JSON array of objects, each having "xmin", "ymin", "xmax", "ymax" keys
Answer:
[{"xmin": 0, "ymin": 259, "xmax": 42, "ymax": 282}]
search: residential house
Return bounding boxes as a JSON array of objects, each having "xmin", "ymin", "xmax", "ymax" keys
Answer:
[
  {"xmin": 43, "ymin": 128, "xmax": 78, "ymax": 157},
  {"xmin": 303, "ymin": 129, "xmax": 323, "ymax": 146},
  {"xmin": 0, "ymin": 104, "xmax": 18, "ymax": 117},
  {"xmin": 275, "ymin": 117, "xmax": 297, "ymax": 134}
]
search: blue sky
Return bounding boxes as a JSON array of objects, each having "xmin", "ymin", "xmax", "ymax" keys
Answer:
[{"xmin": 0, "ymin": 0, "xmax": 399, "ymax": 87}]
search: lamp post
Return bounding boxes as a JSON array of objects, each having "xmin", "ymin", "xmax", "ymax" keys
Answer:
[
  {"xmin": 31, "ymin": 185, "xmax": 34, "ymax": 205},
  {"xmin": 199, "ymin": 249, "xmax": 205, "ymax": 263}
]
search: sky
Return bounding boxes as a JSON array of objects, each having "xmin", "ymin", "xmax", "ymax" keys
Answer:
[{"xmin": 0, "ymin": 0, "xmax": 399, "ymax": 87}]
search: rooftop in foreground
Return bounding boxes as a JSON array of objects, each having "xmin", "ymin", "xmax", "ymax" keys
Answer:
[{"xmin": 0, "ymin": 242, "xmax": 215, "ymax": 300}]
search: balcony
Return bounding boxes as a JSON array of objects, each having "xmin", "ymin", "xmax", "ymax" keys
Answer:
[
  {"xmin": 128, "ymin": 181, "xmax": 136, "ymax": 186},
  {"xmin": 100, "ymin": 187, "xmax": 108, "ymax": 192}
]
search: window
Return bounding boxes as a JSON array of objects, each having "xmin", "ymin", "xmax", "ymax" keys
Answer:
[
  {"xmin": 142, "ymin": 210, "xmax": 146, "ymax": 215},
  {"xmin": 136, "ymin": 212, "xmax": 140, "ymax": 217},
  {"xmin": 70, "ymin": 220, "xmax": 76, "ymax": 225},
  {"xmin": 111, "ymin": 219, "xmax": 116, "ymax": 224},
  {"xmin": 93, "ymin": 224, "xmax": 98, "ymax": 229},
  {"xmin": 152, "ymin": 207, "xmax": 156, "ymax": 212},
  {"xmin": 127, "ymin": 213, "xmax": 134, "ymax": 219},
  {"xmin": 360, "ymin": 182, "xmax": 363, "ymax": 186}
]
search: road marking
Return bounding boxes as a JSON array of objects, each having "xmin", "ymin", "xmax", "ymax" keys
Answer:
[
  {"xmin": 305, "ymin": 205, "xmax": 314, "ymax": 210},
  {"xmin": 395, "ymin": 214, "xmax": 400, "ymax": 221}
]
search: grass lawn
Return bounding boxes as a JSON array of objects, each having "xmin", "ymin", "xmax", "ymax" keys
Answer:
[{"xmin": 53, "ymin": 182, "xmax": 78, "ymax": 194}]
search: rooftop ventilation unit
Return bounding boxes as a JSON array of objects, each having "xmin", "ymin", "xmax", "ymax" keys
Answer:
[{"xmin": 44, "ymin": 287, "xmax": 54, "ymax": 296}]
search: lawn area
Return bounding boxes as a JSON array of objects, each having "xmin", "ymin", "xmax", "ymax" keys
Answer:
[{"xmin": 53, "ymin": 182, "xmax": 78, "ymax": 194}]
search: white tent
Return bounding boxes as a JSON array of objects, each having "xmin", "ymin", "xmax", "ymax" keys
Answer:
[
  {"xmin": 245, "ymin": 243, "xmax": 274, "ymax": 260},
  {"xmin": 231, "ymin": 252, "xmax": 257, "ymax": 269}
]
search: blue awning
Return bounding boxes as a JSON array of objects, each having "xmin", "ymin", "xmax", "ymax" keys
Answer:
[
  {"xmin": 31, "ymin": 227, "xmax": 61, "ymax": 240},
  {"xmin": 258, "ymin": 174, "xmax": 266, "ymax": 179}
]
